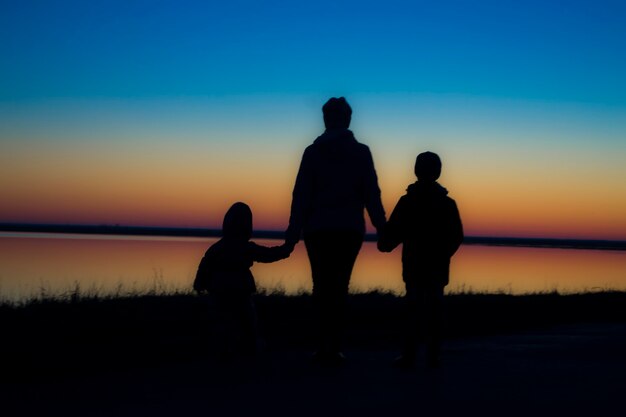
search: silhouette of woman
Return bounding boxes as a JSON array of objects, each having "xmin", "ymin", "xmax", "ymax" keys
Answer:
[{"xmin": 285, "ymin": 97, "xmax": 386, "ymax": 364}]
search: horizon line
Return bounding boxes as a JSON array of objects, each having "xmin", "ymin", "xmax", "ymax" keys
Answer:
[{"xmin": 1, "ymin": 222, "xmax": 625, "ymax": 251}]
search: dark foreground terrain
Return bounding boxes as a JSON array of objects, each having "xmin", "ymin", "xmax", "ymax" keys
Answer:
[{"xmin": 2, "ymin": 291, "xmax": 625, "ymax": 416}]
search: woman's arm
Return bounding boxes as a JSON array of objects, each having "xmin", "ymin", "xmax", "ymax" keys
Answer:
[
  {"xmin": 285, "ymin": 146, "xmax": 315, "ymax": 247},
  {"xmin": 362, "ymin": 146, "xmax": 387, "ymax": 231}
]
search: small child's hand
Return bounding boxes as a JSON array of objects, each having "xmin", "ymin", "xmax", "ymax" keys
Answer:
[{"xmin": 277, "ymin": 243, "xmax": 294, "ymax": 259}]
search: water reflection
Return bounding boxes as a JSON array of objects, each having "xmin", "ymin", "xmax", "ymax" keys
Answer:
[{"xmin": 0, "ymin": 233, "xmax": 625, "ymax": 302}]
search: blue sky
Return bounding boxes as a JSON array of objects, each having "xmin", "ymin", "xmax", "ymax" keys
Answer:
[{"xmin": 2, "ymin": 0, "xmax": 625, "ymax": 103}]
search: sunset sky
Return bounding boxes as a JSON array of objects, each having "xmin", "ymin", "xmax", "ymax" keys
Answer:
[{"xmin": 1, "ymin": 0, "xmax": 625, "ymax": 240}]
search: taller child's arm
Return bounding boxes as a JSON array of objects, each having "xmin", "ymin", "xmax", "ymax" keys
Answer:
[{"xmin": 377, "ymin": 197, "xmax": 405, "ymax": 252}]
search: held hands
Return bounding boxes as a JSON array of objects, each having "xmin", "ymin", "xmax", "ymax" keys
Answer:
[
  {"xmin": 376, "ymin": 226, "xmax": 393, "ymax": 253},
  {"xmin": 276, "ymin": 241, "xmax": 296, "ymax": 259}
]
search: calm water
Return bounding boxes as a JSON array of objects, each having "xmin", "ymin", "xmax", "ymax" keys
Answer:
[{"xmin": 1, "ymin": 233, "xmax": 625, "ymax": 302}]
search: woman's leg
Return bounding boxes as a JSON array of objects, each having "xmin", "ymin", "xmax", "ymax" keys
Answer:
[{"xmin": 305, "ymin": 231, "xmax": 362, "ymax": 356}]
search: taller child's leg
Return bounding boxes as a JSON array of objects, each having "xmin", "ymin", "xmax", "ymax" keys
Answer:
[
  {"xmin": 424, "ymin": 284, "xmax": 445, "ymax": 365},
  {"xmin": 401, "ymin": 281, "xmax": 444, "ymax": 366}
]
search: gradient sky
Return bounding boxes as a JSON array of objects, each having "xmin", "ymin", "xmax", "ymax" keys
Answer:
[{"xmin": 1, "ymin": 0, "xmax": 626, "ymax": 240}]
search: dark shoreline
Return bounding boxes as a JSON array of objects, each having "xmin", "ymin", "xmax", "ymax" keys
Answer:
[
  {"xmin": 3, "ymin": 291, "xmax": 625, "ymax": 416},
  {"xmin": 2, "ymin": 222, "xmax": 626, "ymax": 250},
  {"xmin": 2, "ymin": 290, "xmax": 625, "ymax": 377}
]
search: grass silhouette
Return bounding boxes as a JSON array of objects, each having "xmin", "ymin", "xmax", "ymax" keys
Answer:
[{"xmin": 1, "ymin": 288, "xmax": 625, "ymax": 381}]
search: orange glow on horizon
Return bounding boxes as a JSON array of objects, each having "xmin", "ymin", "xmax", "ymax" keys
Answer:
[{"xmin": 2, "ymin": 132, "xmax": 626, "ymax": 241}]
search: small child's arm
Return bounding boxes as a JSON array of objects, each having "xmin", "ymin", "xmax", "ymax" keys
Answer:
[{"xmin": 251, "ymin": 242, "xmax": 292, "ymax": 263}]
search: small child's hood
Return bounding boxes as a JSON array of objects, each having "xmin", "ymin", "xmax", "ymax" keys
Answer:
[{"xmin": 222, "ymin": 202, "xmax": 253, "ymax": 241}]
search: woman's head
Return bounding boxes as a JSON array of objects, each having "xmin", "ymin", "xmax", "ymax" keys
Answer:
[{"xmin": 322, "ymin": 97, "xmax": 352, "ymax": 129}]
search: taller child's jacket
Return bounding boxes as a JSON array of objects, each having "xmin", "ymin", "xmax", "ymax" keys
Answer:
[{"xmin": 378, "ymin": 181, "xmax": 463, "ymax": 286}]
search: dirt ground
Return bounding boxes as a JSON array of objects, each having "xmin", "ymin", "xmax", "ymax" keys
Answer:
[{"xmin": 3, "ymin": 322, "xmax": 625, "ymax": 417}]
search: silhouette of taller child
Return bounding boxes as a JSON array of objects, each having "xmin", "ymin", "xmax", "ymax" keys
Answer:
[
  {"xmin": 285, "ymin": 97, "xmax": 386, "ymax": 364},
  {"xmin": 378, "ymin": 152, "xmax": 463, "ymax": 368}
]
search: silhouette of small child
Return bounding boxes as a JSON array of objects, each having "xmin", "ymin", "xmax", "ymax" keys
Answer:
[
  {"xmin": 378, "ymin": 151, "xmax": 463, "ymax": 368},
  {"xmin": 194, "ymin": 202, "xmax": 291, "ymax": 358}
]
